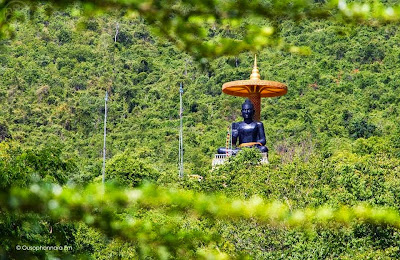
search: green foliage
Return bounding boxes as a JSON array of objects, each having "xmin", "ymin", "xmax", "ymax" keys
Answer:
[
  {"xmin": 229, "ymin": 148, "xmax": 263, "ymax": 166},
  {"xmin": 105, "ymin": 151, "xmax": 159, "ymax": 187},
  {"xmin": 0, "ymin": 120, "xmax": 11, "ymax": 141},
  {"xmin": 348, "ymin": 118, "xmax": 379, "ymax": 139},
  {"xmin": 1, "ymin": 1, "xmax": 400, "ymax": 259},
  {"xmin": 0, "ymin": 141, "xmax": 77, "ymax": 189},
  {"xmin": 4, "ymin": 182, "xmax": 400, "ymax": 259},
  {"xmin": 57, "ymin": 29, "xmax": 72, "ymax": 44},
  {"xmin": 0, "ymin": 142, "xmax": 79, "ymax": 260},
  {"xmin": 2, "ymin": 0, "xmax": 400, "ymax": 59},
  {"xmin": 0, "ymin": 183, "xmax": 227, "ymax": 259}
]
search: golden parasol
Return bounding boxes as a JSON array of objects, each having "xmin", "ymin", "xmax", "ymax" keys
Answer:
[{"xmin": 222, "ymin": 55, "xmax": 287, "ymax": 121}]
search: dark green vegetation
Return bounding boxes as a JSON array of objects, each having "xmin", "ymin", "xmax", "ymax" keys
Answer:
[{"xmin": 2, "ymin": 1, "xmax": 400, "ymax": 259}]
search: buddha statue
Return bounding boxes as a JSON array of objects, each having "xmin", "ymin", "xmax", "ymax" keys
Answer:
[{"xmin": 218, "ymin": 99, "xmax": 268, "ymax": 155}]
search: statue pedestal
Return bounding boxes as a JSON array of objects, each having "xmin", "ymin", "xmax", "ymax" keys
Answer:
[{"xmin": 212, "ymin": 153, "xmax": 269, "ymax": 167}]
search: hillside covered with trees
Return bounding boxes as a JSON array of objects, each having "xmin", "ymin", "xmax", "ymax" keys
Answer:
[{"xmin": 1, "ymin": 0, "xmax": 400, "ymax": 259}]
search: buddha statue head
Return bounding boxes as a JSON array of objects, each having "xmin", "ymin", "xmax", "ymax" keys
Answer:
[{"xmin": 241, "ymin": 99, "xmax": 255, "ymax": 121}]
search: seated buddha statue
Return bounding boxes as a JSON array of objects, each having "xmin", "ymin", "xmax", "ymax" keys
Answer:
[{"xmin": 218, "ymin": 99, "xmax": 268, "ymax": 155}]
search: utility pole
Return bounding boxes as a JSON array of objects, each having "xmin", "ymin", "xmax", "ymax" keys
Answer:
[
  {"xmin": 102, "ymin": 91, "xmax": 108, "ymax": 184},
  {"xmin": 102, "ymin": 22, "xmax": 118, "ymax": 184},
  {"xmin": 114, "ymin": 23, "xmax": 119, "ymax": 43},
  {"xmin": 178, "ymin": 83, "xmax": 184, "ymax": 178}
]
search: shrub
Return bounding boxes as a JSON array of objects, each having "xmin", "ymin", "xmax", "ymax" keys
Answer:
[
  {"xmin": 106, "ymin": 151, "xmax": 159, "ymax": 187},
  {"xmin": 348, "ymin": 118, "xmax": 378, "ymax": 139}
]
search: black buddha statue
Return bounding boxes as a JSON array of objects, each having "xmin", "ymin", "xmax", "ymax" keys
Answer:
[{"xmin": 218, "ymin": 99, "xmax": 268, "ymax": 155}]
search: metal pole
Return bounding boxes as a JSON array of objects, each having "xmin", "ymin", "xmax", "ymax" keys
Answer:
[
  {"xmin": 102, "ymin": 91, "xmax": 108, "ymax": 184},
  {"xmin": 114, "ymin": 23, "xmax": 119, "ymax": 43},
  {"xmin": 179, "ymin": 83, "xmax": 184, "ymax": 178},
  {"xmin": 225, "ymin": 126, "xmax": 230, "ymax": 157},
  {"xmin": 230, "ymin": 125, "xmax": 233, "ymax": 154}
]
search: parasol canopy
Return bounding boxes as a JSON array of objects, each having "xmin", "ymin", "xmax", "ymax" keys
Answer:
[{"xmin": 222, "ymin": 55, "xmax": 287, "ymax": 121}]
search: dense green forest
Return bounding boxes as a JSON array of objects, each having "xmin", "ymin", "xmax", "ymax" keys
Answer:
[{"xmin": 1, "ymin": 0, "xmax": 400, "ymax": 259}]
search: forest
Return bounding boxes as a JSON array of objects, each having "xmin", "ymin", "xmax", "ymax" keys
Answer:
[{"xmin": 1, "ymin": 0, "xmax": 400, "ymax": 259}]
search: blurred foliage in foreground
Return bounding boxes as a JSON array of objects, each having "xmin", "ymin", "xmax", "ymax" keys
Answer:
[
  {"xmin": 4, "ymin": 179, "xmax": 400, "ymax": 259},
  {"xmin": 2, "ymin": 0, "xmax": 400, "ymax": 59},
  {"xmin": 2, "ymin": 144, "xmax": 400, "ymax": 259}
]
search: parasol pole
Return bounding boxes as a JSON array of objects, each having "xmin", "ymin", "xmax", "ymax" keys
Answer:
[{"xmin": 249, "ymin": 92, "xmax": 261, "ymax": 121}]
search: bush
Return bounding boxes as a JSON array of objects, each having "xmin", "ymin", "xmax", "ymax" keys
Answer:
[
  {"xmin": 57, "ymin": 29, "xmax": 72, "ymax": 44},
  {"xmin": 0, "ymin": 141, "xmax": 77, "ymax": 189},
  {"xmin": 348, "ymin": 118, "xmax": 378, "ymax": 139},
  {"xmin": 0, "ymin": 121, "xmax": 11, "ymax": 141},
  {"xmin": 106, "ymin": 151, "xmax": 159, "ymax": 187}
]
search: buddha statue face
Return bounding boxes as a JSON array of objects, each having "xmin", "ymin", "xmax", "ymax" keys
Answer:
[{"xmin": 241, "ymin": 99, "xmax": 255, "ymax": 120}]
